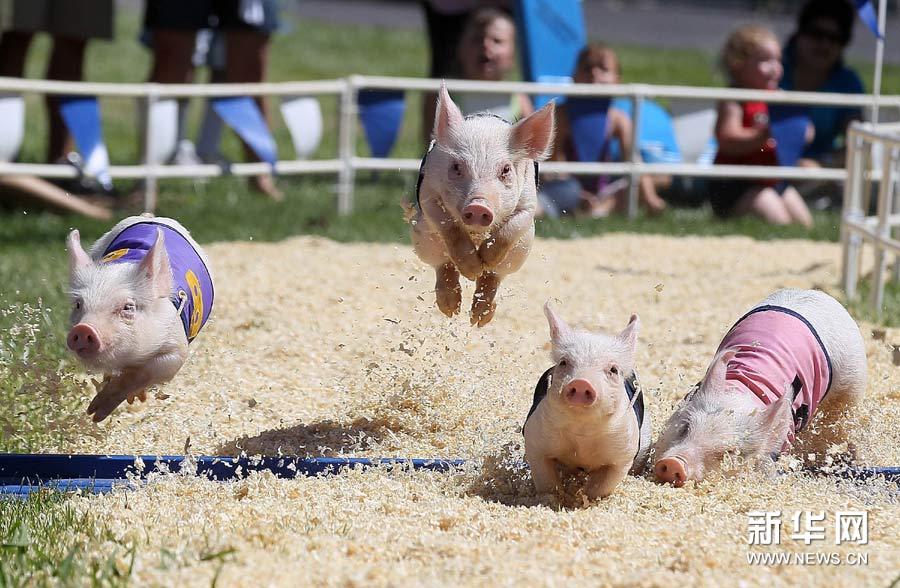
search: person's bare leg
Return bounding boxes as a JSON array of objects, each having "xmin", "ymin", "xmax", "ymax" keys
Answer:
[
  {"xmin": 781, "ymin": 185, "xmax": 814, "ymax": 228},
  {"xmin": 123, "ymin": 31, "xmax": 196, "ymax": 209},
  {"xmin": 734, "ymin": 186, "xmax": 792, "ymax": 225},
  {"xmin": 45, "ymin": 36, "xmax": 88, "ymax": 162},
  {"xmin": 147, "ymin": 31, "xmax": 196, "ymax": 83},
  {"xmin": 225, "ymin": 30, "xmax": 282, "ymax": 201},
  {"xmin": 638, "ymin": 174, "xmax": 667, "ymax": 215}
]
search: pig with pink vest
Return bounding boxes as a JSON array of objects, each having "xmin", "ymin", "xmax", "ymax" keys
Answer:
[
  {"xmin": 411, "ymin": 83, "xmax": 555, "ymax": 326},
  {"xmin": 653, "ymin": 288, "xmax": 867, "ymax": 487},
  {"xmin": 66, "ymin": 215, "xmax": 214, "ymax": 422}
]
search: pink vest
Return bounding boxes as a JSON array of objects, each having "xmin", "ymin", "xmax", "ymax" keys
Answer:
[{"xmin": 717, "ymin": 306, "xmax": 832, "ymax": 442}]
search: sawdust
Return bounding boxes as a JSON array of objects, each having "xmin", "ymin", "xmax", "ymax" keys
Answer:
[{"xmin": 54, "ymin": 234, "xmax": 900, "ymax": 586}]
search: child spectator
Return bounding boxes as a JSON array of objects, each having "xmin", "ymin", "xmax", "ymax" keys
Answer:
[
  {"xmin": 540, "ymin": 43, "xmax": 666, "ymax": 217},
  {"xmin": 453, "ymin": 8, "xmax": 533, "ymax": 121},
  {"xmin": 710, "ymin": 25, "xmax": 813, "ymax": 227}
]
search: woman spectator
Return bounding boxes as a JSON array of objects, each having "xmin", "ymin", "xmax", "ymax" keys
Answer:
[
  {"xmin": 453, "ymin": 7, "xmax": 532, "ymax": 120},
  {"xmin": 781, "ymin": 0, "xmax": 864, "ymax": 167}
]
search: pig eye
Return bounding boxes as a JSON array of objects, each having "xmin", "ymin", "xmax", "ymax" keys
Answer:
[
  {"xmin": 608, "ymin": 365, "xmax": 619, "ymax": 376},
  {"xmin": 500, "ymin": 163, "xmax": 512, "ymax": 177},
  {"xmin": 451, "ymin": 162, "xmax": 463, "ymax": 176},
  {"xmin": 558, "ymin": 359, "xmax": 568, "ymax": 368},
  {"xmin": 74, "ymin": 300, "xmax": 82, "ymax": 310}
]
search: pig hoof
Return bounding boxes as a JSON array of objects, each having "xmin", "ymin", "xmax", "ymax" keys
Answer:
[
  {"xmin": 470, "ymin": 299, "xmax": 496, "ymax": 327},
  {"xmin": 436, "ymin": 289, "xmax": 461, "ymax": 317}
]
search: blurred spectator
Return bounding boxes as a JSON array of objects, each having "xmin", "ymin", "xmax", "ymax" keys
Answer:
[
  {"xmin": 454, "ymin": 7, "xmax": 532, "ymax": 120},
  {"xmin": 539, "ymin": 44, "xmax": 666, "ymax": 218},
  {"xmin": 420, "ymin": 1, "xmax": 511, "ymax": 142},
  {"xmin": 781, "ymin": 0, "xmax": 863, "ymax": 167},
  {"xmin": 710, "ymin": 25, "xmax": 813, "ymax": 227},
  {"xmin": 142, "ymin": 0, "xmax": 283, "ymax": 200},
  {"xmin": 0, "ymin": 0, "xmax": 114, "ymax": 170}
]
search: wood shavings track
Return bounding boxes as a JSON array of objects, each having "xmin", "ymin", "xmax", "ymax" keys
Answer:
[{"xmin": 59, "ymin": 235, "xmax": 900, "ymax": 586}]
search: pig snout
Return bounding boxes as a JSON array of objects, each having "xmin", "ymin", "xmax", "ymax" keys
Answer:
[
  {"xmin": 564, "ymin": 378, "xmax": 597, "ymax": 406},
  {"xmin": 67, "ymin": 323, "xmax": 102, "ymax": 359},
  {"xmin": 654, "ymin": 456, "xmax": 688, "ymax": 487},
  {"xmin": 461, "ymin": 201, "xmax": 494, "ymax": 227}
]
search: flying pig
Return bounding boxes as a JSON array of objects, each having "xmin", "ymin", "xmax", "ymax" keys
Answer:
[
  {"xmin": 66, "ymin": 215, "xmax": 214, "ymax": 422},
  {"xmin": 411, "ymin": 83, "xmax": 555, "ymax": 326}
]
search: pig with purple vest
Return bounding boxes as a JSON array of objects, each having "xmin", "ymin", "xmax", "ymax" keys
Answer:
[
  {"xmin": 653, "ymin": 288, "xmax": 867, "ymax": 487},
  {"xmin": 523, "ymin": 302, "xmax": 652, "ymax": 499},
  {"xmin": 411, "ymin": 83, "xmax": 555, "ymax": 326},
  {"xmin": 66, "ymin": 215, "xmax": 214, "ymax": 422}
]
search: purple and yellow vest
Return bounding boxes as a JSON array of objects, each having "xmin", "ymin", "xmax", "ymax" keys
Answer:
[{"xmin": 99, "ymin": 221, "xmax": 214, "ymax": 343}]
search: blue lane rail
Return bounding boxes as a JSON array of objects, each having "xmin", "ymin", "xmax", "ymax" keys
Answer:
[
  {"xmin": 0, "ymin": 453, "xmax": 468, "ymax": 497},
  {"xmin": 1, "ymin": 454, "xmax": 897, "ymax": 497}
]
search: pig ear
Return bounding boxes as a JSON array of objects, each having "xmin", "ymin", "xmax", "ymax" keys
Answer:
[
  {"xmin": 699, "ymin": 348, "xmax": 737, "ymax": 396},
  {"xmin": 617, "ymin": 313, "xmax": 640, "ymax": 355},
  {"xmin": 509, "ymin": 101, "xmax": 556, "ymax": 161},
  {"xmin": 747, "ymin": 394, "xmax": 794, "ymax": 455},
  {"xmin": 138, "ymin": 228, "xmax": 173, "ymax": 299},
  {"xmin": 433, "ymin": 81, "xmax": 464, "ymax": 144},
  {"xmin": 66, "ymin": 229, "xmax": 93, "ymax": 272},
  {"xmin": 543, "ymin": 301, "xmax": 572, "ymax": 344}
]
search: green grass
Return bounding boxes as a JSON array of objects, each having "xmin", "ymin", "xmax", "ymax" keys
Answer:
[
  {"xmin": 846, "ymin": 275, "xmax": 900, "ymax": 328},
  {"xmin": 0, "ymin": 491, "xmax": 133, "ymax": 587},
  {"xmin": 2, "ymin": 7, "xmax": 900, "ymax": 585}
]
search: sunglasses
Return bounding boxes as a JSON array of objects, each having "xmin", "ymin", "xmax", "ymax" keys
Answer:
[{"xmin": 801, "ymin": 25, "xmax": 846, "ymax": 45}]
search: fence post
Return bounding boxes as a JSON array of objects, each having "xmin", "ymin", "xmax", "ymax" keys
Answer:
[
  {"xmin": 337, "ymin": 76, "xmax": 357, "ymax": 215},
  {"xmin": 142, "ymin": 86, "xmax": 159, "ymax": 213},
  {"xmin": 870, "ymin": 144, "xmax": 896, "ymax": 315},
  {"xmin": 626, "ymin": 90, "xmax": 644, "ymax": 219},
  {"xmin": 841, "ymin": 130, "xmax": 864, "ymax": 300}
]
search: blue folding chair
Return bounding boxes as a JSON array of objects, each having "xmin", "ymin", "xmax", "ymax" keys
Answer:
[
  {"xmin": 769, "ymin": 103, "xmax": 811, "ymax": 167},
  {"xmin": 566, "ymin": 97, "xmax": 612, "ymax": 164},
  {"xmin": 358, "ymin": 90, "xmax": 406, "ymax": 158}
]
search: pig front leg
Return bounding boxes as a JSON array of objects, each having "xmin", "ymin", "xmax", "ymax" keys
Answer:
[
  {"xmin": 585, "ymin": 463, "xmax": 631, "ymax": 500},
  {"xmin": 87, "ymin": 350, "xmax": 186, "ymax": 422},
  {"xmin": 471, "ymin": 271, "xmax": 500, "ymax": 327},
  {"xmin": 412, "ymin": 219, "xmax": 462, "ymax": 317},
  {"xmin": 529, "ymin": 455, "xmax": 562, "ymax": 495},
  {"xmin": 435, "ymin": 262, "xmax": 462, "ymax": 317},
  {"xmin": 420, "ymin": 197, "xmax": 483, "ymax": 280},
  {"xmin": 478, "ymin": 208, "xmax": 535, "ymax": 273}
]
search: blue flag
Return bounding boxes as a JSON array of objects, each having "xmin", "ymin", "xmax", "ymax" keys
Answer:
[
  {"xmin": 358, "ymin": 90, "xmax": 405, "ymax": 158},
  {"xmin": 855, "ymin": 0, "xmax": 883, "ymax": 39},
  {"xmin": 59, "ymin": 95, "xmax": 113, "ymax": 189},
  {"xmin": 212, "ymin": 96, "xmax": 278, "ymax": 169},
  {"xmin": 515, "ymin": 0, "xmax": 586, "ymax": 108}
]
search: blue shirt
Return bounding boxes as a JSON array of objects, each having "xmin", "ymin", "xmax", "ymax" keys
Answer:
[
  {"xmin": 608, "ymin": 98, "xmax": 682, "ymax": 164},
  {"xmin": 781, "ymin": 44, "xmax": 864, "ymax": 159}
]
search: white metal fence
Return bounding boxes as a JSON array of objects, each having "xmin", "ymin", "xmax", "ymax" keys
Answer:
[
  {"xmin": 0, "ymin": 74, "xmax": 898, "ymax": 216},
  {"xmin": 841, "ymin": 121, "xmax": 900, "ymax": 315}
]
